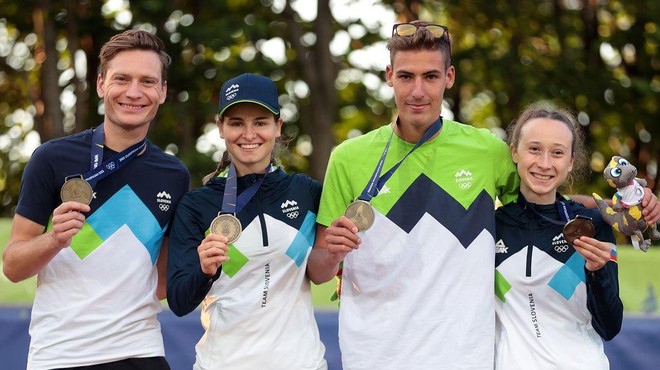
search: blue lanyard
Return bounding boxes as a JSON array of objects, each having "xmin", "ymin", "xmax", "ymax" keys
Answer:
[
  {"xmin": 556, "ymin": 197, "xmax": 574, "ymax": 222},
  {"xmin": 221, "ymin": 162, "xmax": 273, "ymax": 215},
  {"xmin": 358, "ymin": 116, "xmax": 443, "ymax": 202},
  {"xmin": 71, "ymin": 124, "xmax": 146, "ymax": 187}
]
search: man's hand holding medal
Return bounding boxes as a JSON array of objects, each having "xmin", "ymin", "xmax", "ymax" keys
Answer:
[
  {"xmin": 55, "ymin": 175, "xmax": 94, "ymax": 249},
  {"xmin": 51, "ymin": 201, "xmax": 90, "ymax": 250}
]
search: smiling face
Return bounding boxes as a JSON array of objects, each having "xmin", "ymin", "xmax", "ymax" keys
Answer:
[
  {"xmin": 386, "ymin": 49, "xmax": 454, "ymax": 141},
  {"xmin": 219, "ymin": 103, "xmax": 283, "ymax": 176},
  {"xmin": 96, "ymin": 49, "xmax": 167, "ymax": 136},
  {"xmin": 511, "ymin": 118, "xmax": 575, "ymax": 205}
]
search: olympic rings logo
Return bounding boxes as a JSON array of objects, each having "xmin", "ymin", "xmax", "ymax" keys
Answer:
[
  {"xmin": 159, "ymin": 204, "xmax": 170, "ymax": 212},
  {"xmin": 458, "ymin": 182, "xmax": 472, "ymax": 190},
  {"xmin": 554, "ymin": 244, "xmax": 569, "ymax": 253},
  {"xmin": 286, "ymin": 211, "xmax": 299, "ymax": 219}
]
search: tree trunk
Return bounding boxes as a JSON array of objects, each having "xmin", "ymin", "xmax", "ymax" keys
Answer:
[
  {"xmin": 307, "ymin": 0, "xmax": 336, "ymax": 181},
  {"xmin": 283, "ymin": 0, "xmax": 338, "ymax": 181},
  {"xmin": 35, "ymin": 0, "xmax": 64, "ymax": 141},
  {"xmin": 65, "ymin": 0, "xmax": 89, "ymax": 133}
]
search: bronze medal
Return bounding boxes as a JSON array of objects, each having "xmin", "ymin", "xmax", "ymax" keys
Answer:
[
  {"xmin": 60, "ymin": 177, "xmax": 94, "ymax": 205},
  {"xmin": 563, "ymin": 217, "xmax": 595, "ymax": 245},
  {"xmin": 344, "ymin": 200, "xmax": 375, "ymax": 232},
  {"xmin": 210, "ymin": 213, "xmax": 242, "ymax": 244}
]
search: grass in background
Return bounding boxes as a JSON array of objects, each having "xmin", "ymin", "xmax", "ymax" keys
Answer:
[
  {"xmin": 312, "ymin": 278, "xmax": 340, "ymax": 310},
  {"xmin": 0, "ymin": 217, "xmax": 657, "ymax": 314},
  {"xmin": 617, "ymin": 245, "xmax": 660, "ymax": 314},
  {"xmin": 0, "ymin": 218, "xmax": 38, "ymax": 305}
]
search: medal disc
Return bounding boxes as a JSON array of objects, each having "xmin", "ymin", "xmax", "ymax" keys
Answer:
[
  {"xmin": 210, "ymin": 214, "xmax": 243, "ymax": 243},
  {"xmin": 60, "ymin": 177, "xmax": 94, "ymax": 205},
  {"xmin": 563, "ymin": 217, "xmax": 595, "ymax": 245},
  {"xmin": 344, "ymin": 200, "xmax": 375, "ymax": 231}
]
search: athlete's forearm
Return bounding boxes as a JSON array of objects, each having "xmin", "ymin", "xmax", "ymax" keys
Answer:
[
  {"xmin": 586, "ymin": 261, "xmax": 623, "ymax": 341},
  {"xmin": 3, "ymin": 230, "xmax": 61, "ymax": 283}
]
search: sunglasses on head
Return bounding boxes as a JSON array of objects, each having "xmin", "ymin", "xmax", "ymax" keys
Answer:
[{"xmin": 392, "ymin": 23, "xmax": 449, "ymax": 39}]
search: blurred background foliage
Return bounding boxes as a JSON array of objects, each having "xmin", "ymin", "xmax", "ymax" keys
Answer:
[{"xmin": 0, "ymin": 0, "xmax": 657, "ymax": 217}]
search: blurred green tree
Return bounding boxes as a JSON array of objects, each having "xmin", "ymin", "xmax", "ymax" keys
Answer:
[
  {"xmin": 405, "ymin": 0, "xmax": 659, "ymax": 197},
  {"xmin": 0, "ymin": 0, "xmax": 657, "ymax": 218}
]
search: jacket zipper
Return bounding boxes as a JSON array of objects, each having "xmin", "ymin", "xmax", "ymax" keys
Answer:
[
  {"xmin": 258, "ymin": 190, "xmax": 269, "ymax": 247},
  {"xmin": 526, "ymin": 209, "xmax": 534, "ymax": 277},
  {"xmin": 525, "ymin": 245, "xmax": 533, "ymax": 277}
]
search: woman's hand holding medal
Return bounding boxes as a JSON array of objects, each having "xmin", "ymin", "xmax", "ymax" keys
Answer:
[
  {"xmin": 561, "ymin": 215, "xmax": 611, "ymax": 271},
  {"xmin": 323, "ymin": 216, "xmax": 362, "ymax": 264},
  {"xmin": 51, "ymin": 202, "xmax": 90, "ymax": 249},
  {"xmin": 197, "ymin": 233, "xmax": 230, "ymax": 277},
  {"xmin": 572, "ymin": 237, "xmax": 614, "ymax": 272}
]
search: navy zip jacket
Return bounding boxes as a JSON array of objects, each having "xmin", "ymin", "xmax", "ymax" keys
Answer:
[
  {"xmin": 166, "ymin": 168, "xmax": 321, "ymax": 316},
  {"xmin": 495, "ymin": 193, "xmax": 622, "ymax": 340}
]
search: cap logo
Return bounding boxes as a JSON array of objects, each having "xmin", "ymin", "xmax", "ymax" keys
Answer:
[{"xmin": 225, "ymin": 83, "xmax": 240, "ymax": 102}]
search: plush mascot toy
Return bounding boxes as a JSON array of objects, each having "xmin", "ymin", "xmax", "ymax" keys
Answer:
[{"xmin": 593, "ymin": 156, "xmax": 660, "ymax": 252}]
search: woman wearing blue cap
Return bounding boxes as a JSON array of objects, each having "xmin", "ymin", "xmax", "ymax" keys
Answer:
[{"xmin": 167, "ymin": 73, "xmax": 327, "ymax": 369}]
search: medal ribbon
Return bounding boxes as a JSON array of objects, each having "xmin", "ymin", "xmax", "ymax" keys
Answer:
[
  {"xmin": 221, "ymin": 162, "xmax": 273, "ymax": 215},
  {"xmin": 520, "ymin": 193, "xmax": 575, "ymax": 224},
  {"xmin": 358, "ymin": 116, "xmax": 443, "ymax": 202},
  {"xmin": 69, "ymin": 124, "xmax": 147, "ymax": 188}
]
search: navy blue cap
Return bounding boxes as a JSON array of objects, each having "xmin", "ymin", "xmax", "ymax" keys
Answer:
[{"xmin": 218, "ymin": 73, "xmax": 280, "ymax": 117}]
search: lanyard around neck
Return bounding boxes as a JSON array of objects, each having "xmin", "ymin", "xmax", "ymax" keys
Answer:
[
  {"xmin": 74, "ymin": 124, "xmax": 146, "ymax": 187},
  {"xmin": 358, "ymin": 116, "xmax": 443, "ymax": 202},
  {"xmin": 520, "ymin": 193, "xmax": 575, "ymax": 225},
  {"xmin": 220, "ymin": 162, "xmax": 273, "ymax": 215}
]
